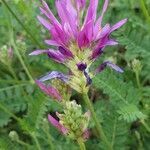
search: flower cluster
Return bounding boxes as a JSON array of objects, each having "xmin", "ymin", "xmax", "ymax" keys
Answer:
[
  {"xmin": 30, "ymin": 0, "xmax": 127, "ymax": 143},
  {"xmin": 30, "ymin": 0, "xmax": 126, "ymax": 93},
  {"xmin": 0, "ymin": 45, "xmax": 13, "ymax": 65},
  {"xmin": 35, "ymin": 71, "xmax": 90, "ymax": 140},
  {"xmin": 48, "ymin": 101, "xmax": 90, "ymax": 140}
]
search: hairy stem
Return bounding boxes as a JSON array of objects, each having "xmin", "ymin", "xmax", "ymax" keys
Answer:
[
  {"xmin": 77, "ymin": 138, "xmax": 86, "ymax": 150},
  {"xmin": 82, "ymin": 92, "xmax": 112, "ymax": 150}
]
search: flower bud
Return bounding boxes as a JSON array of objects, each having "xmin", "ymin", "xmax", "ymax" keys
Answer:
[
  {"xmin": 16, "ymin": 39, "xmax": 26, "ymax": 55},
  {"xmin": 0, "ymin": 45, "xmax": 13, "ymax": 65},
  {"xmin": 132, "ymin": 59, "xmax": 142, "ymax": 73},
  {"xmin": 9, "ymin": 131, "xmax": 19, "ymax": 141},
  {"xmin": 58, "ymin": 100, "xmax": 90, "ymax": 140}
]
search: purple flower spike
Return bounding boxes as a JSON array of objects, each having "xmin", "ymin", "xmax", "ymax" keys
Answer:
[
  {"xmin": 95, "ymin": 61, "xmax": 124, "ymax": 74},
  {"xmin": 77, "ymin": 62, "xmax": 87, "ymax": 71},
  {"xmin": 48, "ymin": 114, "xmax": 68, "ymax": 135},
  {"xmin": 34, "ymin": 0, "xmax": 127, "ymax": 66},
  {"xmin": 38, "ymin": 71, "xmax": 69, "ymax": 83},
  {"xmin": 35, "ymin": 80, "xmax": 62, "ymax": 100}
]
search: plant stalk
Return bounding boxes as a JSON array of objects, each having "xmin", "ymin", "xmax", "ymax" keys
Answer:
[
  {"xmin": 140, "ymin": 0, "xmax": 150, "ymax": 23},
  {"xmin": 77, "ymin": 138, "xmax": 86, "ymax": 150},
  {"xmin": 135, "ymin": 71, "xmax": 141, "ymax": 89},
  {"xmin": 82, "ymin": 92, "xmax": 112, "ymax": 150},
  {"xmin": 141, "ymin": 120, "xmax": 150, "ymax": 132}
]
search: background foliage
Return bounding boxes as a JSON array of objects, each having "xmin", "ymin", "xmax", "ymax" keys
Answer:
[{"xmin": 0, "ymin": 0, "xmax": 149, "ymax": 149}]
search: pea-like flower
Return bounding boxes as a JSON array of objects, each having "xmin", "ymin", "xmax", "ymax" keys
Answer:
[
  {"xmin": 30, "ymin": 0, "xmax": 127, "ymax": 93},
  {"xmin": 35, "ymin": 71, "xmax": 71, "ymax": 101}
]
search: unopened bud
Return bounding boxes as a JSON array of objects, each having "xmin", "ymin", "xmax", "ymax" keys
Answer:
[
  {"xmin": 132, "ymin": 59, "xmax": 142, "ymax": 73},
  {"xmin": 16, "ymin": 40, "xmax": 26, "ymax": 55},
  {"xmin": 9, "ymin": 131, "xmax": 19, "ymax": 141},
  {"xmin": 0, "ymin": 45, "xmax": 13, "ymax": 65},
  {"xmin": 58, "ymin": 100, "xmax": 90, "ymax": 140}
]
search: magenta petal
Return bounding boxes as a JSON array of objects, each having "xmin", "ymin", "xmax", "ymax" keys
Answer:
[
  {"xmin": 94, "ymin": 24, "xmax": 110, "ymax": 40},
  {"xmin": 76, "ymin": 0, "xmax": 86, "ymax": 9},
  {"xmin": 45, "ymin": 40, "xmax": 60, "ymax": 46},
  {"xmin": 48, "ymin": 114, "xmax": 68, "ymax": 135},
  {"xmin": 84, "ymin": 0, "xmax": 98, "ymax": 25},
  {"xmin": 47, "ymin": 49, "xmax": 66, "ymax": 63},
  {"xmin": 97, "ymin": 0, "xmax": 109, "ymax": 26},
  {"xmin": 29, "ymin": 50, "xmax": 49, "ymax": 56},
  {"xmin": 58, "ymin": 46, "xmax": 73, "ymax": 58},
  {"xmin": 55, "ymin": 0, "xmax": 77, "ymax": 37},
  {"xmin": 51, "ymin": 24, "xmax": 69, "ymax": 46},
  {"xmin": 105, "ymin": 39, "xmax": 118, "ymax": 46},
  {"xmin": 90, "ymin": 48, "xmax": 104, "ymax": 60},
  {"xmin": 110, "ymin": 19, "xmax": 127, "ymax": 33},
  {"xmin": 94, "ymin": 0, "xmax": 109, "ymax": 37},
  {"xmin": 36, "ymin": 80, "xmax": 62, "ymax": 100},
  {"xmin": 40, "ymin": 0, "xmax": 61, "ymax": 27},
  {"xmin": 37, "ymin": 16, "xmax": 52, "ymax": 30},
  {"xmin": 78, "ymin": 20, "xmax": 93, "ymax": 48}
]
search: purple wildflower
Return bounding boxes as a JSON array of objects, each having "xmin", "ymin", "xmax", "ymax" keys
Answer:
[
  {"xmin": 30, "ymin": 0, "xmax": 127, "ymax": 92},
  {"xmin": 31, "ymin": 0, "xmax": 126, "ymax": 63}
]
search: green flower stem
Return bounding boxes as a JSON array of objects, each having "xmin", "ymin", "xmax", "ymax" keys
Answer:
[
  {"xmin": 82, "ymin": 92, "xmax": 112, "ymax": 150},
  {"xmin": 8, "ymin": 64, "xmax": 18, "ymax": 80},
  {"xmin": 42, "ymin": 126, "xmax": 55, "ymax": 150},
  {"xmin": 135, "ymin": 71, "xmax": 141, "ymax": 89},
  {"xmin": 141, "ymin": 120, "xmax": 150, "ymax": 133},
  {"xmin": 31, "ymin": 133, "xmax": 42, "ymax": 150},
  {"xmin": 77, "ymin": 138, "xmax": 86, "ymax": 150},
  {"xmin": 140, "ymin": 0, "xmax": 150, "ymax": 23},
  {"xmin": 134, "ymin": 131, "xmax": 143, "ymax": 149},
  {"xmin": 11, "ymin": 37, "xmax": 34, "ymax": 84},
  {"xmin": 0, "ymin": 102, "xmax": 20, "ymax": 122},
  {"xmin": 1, "ymin": 0, "xmax": 42, "ymax": 48},
  {"xmin": 16, "ymin": 139, "xmax": 31, "ymax": 148}
]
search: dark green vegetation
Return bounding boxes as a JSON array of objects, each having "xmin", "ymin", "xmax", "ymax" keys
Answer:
[{"xmin": 0, "ymin": 0, "xmax": 150, "ymax": 149}]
